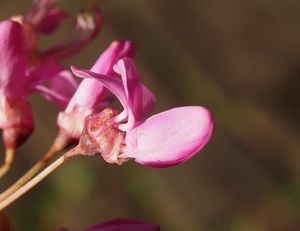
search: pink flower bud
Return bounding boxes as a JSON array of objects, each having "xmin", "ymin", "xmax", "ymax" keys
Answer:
[{"xmin": 0, "ymin": 96, "xmax": 34, "ymax": 149}]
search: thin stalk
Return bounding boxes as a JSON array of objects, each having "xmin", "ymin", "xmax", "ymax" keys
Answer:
[
  {"xmin": 0, "ymin": 149, "xmax": 15, "ymax": 178},
  {"xmin": 0, "ymin": 147, "xmax": 80, "ymax": 211},
  {"xmin": 0, "ymin": 155, "xmax": 66, "ymax": 211},
  {"xmin": 0, "ymin": 132, "xmax": 71, "ymax": 202}
]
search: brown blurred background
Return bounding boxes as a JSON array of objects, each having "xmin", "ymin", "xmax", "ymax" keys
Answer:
[{"xmin": 1, "ymin": 0, "xmax": 300, "ymax": 230}]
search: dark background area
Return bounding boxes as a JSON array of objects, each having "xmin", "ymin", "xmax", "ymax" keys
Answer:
[{"xmin": 1, "ymin": 0, "xmax": 300, "ymax": 230}]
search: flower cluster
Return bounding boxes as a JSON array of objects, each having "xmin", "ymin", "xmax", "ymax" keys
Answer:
[
  {"xmin": 0, "ymin": 0, "xmax": 102, "ymax": 150},
  {"xmin": 0, "ymin": 0, "xmax": 214, "ymax": 227}
]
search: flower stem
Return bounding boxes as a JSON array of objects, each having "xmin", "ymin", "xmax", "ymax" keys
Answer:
[
  {"xmin": 0, "ymin": 155, "xmax": 66, "ymax": 211},
  {"xmin": 0, "ymin": 149, "xmax": 15, "ymax": 178},
  {"xmin": 0, "ymin": 132, "xmax": 71, "ymax": 202},
  {"xmin": 0, "ymin": 147, "xmax": 80, "ymax": 211}
]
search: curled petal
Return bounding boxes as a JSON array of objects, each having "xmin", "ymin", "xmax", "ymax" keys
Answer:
[
  {"xmin": 26, "ymin": 61, "xmax": 66, "ymax": 86},
  {"xmin": 91, "ymin": 41, "xmax": 136, "ymax": 73},
  {"xmin": 69, "ymin": 41, "xmax": 135, "ymax": 110},
  {"xmin": 26, "ymin": 61, "xmax": 78, "ymax": 109},
  {"xmin": 83, "ymin": 218, "xmax": 160, "ymax": 231},
  {"xmin": 124, "ymin": 106, "xmax": 213, "ymax": 167},
  {"xmin": 73, "ymin": 57, "xmax": 156, "ymax": 131},
  {"xmin": 42, "ymin": 7, "xmax": 103, "ymax": 61},
  {"xmin": 113, "ymin": 58, "xmax": 156, "ymax": 128},
  {"xmin": 113, "ymin": 58, "xmax": 143, "ymax": 130},
  {"xmin": 0, "ymin": 20, "xmax": 27, "ymax": 96},
  {"xmin": 26, "ymin": 0, "xmax": 66, "ymax": 34},
  {"xmin": 71, "ymin": 66, "xmax": 128, "ymax": 109},
  {"xmin": 35, "ymin": 70, "xmax": 78, "ymax": 109},
  {"xmin": 36, "ymin": 8, "xmax": 66, "ymax": 34}
]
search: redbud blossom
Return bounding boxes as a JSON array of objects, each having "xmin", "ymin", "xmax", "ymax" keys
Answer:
[
  {"xmin": 25, "ymin": 0, "xmax": 66, "ymax": 34},
  {"xmin": 0, "ymin": 0, "xmax": 102, "ymax": 150},
  {"xmin": 71, "ymin": 57, "xmax": 213, "ymax": 167},
  {"xmin": 11, "ymin": 0, "xmax": 103, "ymax": 110},
  {"xmin": 0, "ymin": 20, "xmax": 34, "ymax": 148}
]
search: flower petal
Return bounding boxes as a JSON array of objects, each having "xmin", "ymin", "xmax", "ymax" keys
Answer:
[
  {"xmin": 141, "ymin": 84, "xmax": 156, "ymax": 118},
  {"xmin": 42, "ymin": 7, "xmax": 103, "ymax": 61},
  {"xmin": 59, "ymin": 41, "xmax": 135, "ymax": 139},
  {"xmin": 124, "ymin": 106, "xmax": 213, "ymax": 167},
  {"xmin": 0, "ymin": 20, "xmax": 27, "ymax": 96},
  {"xmin": 91, "ymin": 41, "xmax": 136, "ymax": 73},
  {"xmin": 71, "ymin": 66, "xmax": 128, "ymax": 111},
  {"xmin": 83, "ymin": 218, "xmax": 160, "ymax": 231},
  {"xmin": 68, "ymin": 41, "xmax": 135, "ymax": 110},
  {"xmin": 35, "ymin": 69, "xmax": 78, "ymax": 109},
  {"xmin": 113, "ymin": 58, "xmax": 144, "ymax": 130},
  {"xmin": 26, "ymin": 0, "xmax": 66, "ymax": 34}
]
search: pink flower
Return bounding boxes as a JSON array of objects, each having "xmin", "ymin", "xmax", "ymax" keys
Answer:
[
  {"xmin": 0, "ymin": 20, "xmax": 34, "ymax": 148},
  {"xmin": 0, "ymin": 19, "xmax": 76, "ymax": 149},
  {"xmin": 70, "ymin": 57, "xmax": 213, "ymax": 167},
  {"xmin": 57, "ymin": 41, "xmax": 136, "ymax": 139},
  {"xmin": 82, "ymin": 218, "xmax": 160, "ymax": 231},
  {"xmin": 12, "ymin": 0, "xmax": 102, "ymax": 61},
  {"xmin": 25, "ymin": 0, "xmax": 66, "ymax": 34},
  {"xmin": 0, "ymin": 0, "xmax": 104, "ymax": 149}
]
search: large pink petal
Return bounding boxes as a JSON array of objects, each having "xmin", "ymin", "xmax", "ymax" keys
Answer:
[
  {"xmin": 124, "ymin": 106, "xmax": 213, "ymax": 167},
  {"xmin": 0, "ymin": 20, "xmax": 27, "ymax": 96}
]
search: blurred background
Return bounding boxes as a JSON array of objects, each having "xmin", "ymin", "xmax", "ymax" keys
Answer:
[{"xmin": 1, "ymin": 0, "xmax": 300, "ymax": 230}]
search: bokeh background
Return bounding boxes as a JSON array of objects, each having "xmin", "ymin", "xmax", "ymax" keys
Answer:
[{"xmin": 1, "ymin": 0, "xmax": 300, "ymax": 230}]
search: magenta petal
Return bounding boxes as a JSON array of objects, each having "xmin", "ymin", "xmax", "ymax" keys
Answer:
[
  {"xmin": 26, "ymin": 0, "xmax": 66, "ymax": 34},
  {"xmin": 83, "ymin": 218, "xmax": 160, "ymax": 231},
  {"xmin": 37, "ymin": 8, "xmax": 66, "ymax": 34},
  {"xmin": 59, "ymin": 41, "xmax": 135, "ymax": 139},
  {"xmin": 141, "ymin": 84, "xmax": 156, "ymax": 118},
  {"xmin": 42, "ymin": 7, "xmax": 103, "ymax": 61},
  {"xmin": 36, "ymin": 70, "xmax": 78, "ymax": 109},
  {"xmin": 26, "ymin": 61, "xmax": 64, "ymax": 87},
  {"xmin": 71, "ymin": 66, "xmax": 128, "ymax": 109},
  {"xmin": 0, "ymin": 20, "xmax": 27, "ymax": 96},
  {"xmin": 125, "ymin": 106, "xmax": 213, "ymax": 167},
  {"xmin": 91, "ymin": 41, "xmax": 135, "ymax": 74},
  {"xmin": 114, "ymin": 58, "xmax": 144, "ymax": 130},
  {"xmin": 69, "ymin": 41, "xmax": 135, "ymax": 109}
]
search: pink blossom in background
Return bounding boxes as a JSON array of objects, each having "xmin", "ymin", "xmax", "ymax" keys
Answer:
[
  {"xmin": 70, "ymin": 57, "xmax": 213, "ymax": 167},
  {"xmin": 0, "ymin": 0, "xmax": 103, "ymax": 148},
  {"xmin": 0, "ymin": 20, "xmax": 35, "ymax": 148},
  {"xmin": 25, "ymin": 0, "xmax": 66, "ymax": 34},
  {"xmin": 82, "ymin": 218, "xmax": 160, "ymax": 231}
]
